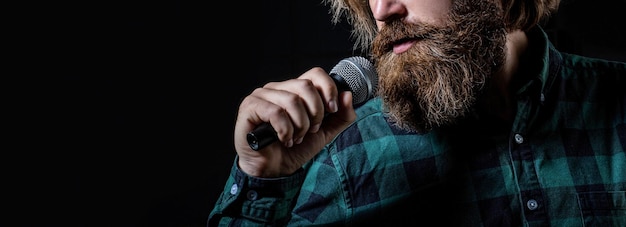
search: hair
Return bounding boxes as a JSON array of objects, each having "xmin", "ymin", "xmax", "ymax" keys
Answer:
[{"xmin": 323, "ymin": 0, "xmax": 561, "ymax": 53}]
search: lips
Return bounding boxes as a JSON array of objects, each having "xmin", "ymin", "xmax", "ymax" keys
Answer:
[
  {"xmin": 392, "ymin": 39, "xmax": 417, "ymax": 54},
  {"xmin": 372, "ymin": 22, "xmax": 428, "ymax": 57}
]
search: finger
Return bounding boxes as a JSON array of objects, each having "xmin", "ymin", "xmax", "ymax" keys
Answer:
[
  {"xmin": 244, "ymin": 90, "xmax": 301, "ymax": 147},
  {"xmin": 291, "ymin": 91, "xmax": 356, "ymax": 152},
  {"xmin": 235, "ymin": 92, "xmax": 292, "ymax": 149},
  {"xmin": 321, "ymin": 91, "xmax": 357, "ymax": 139},
  {"xmin": 298, "ymin": 67, "xmax": 340, "ymax": 132},
  {"xmin": 264, "ymin": 77, "xmax": 329, "ymax": 137},
  {"xmin": 246, "ymin": 83, "xmax": 321, "ymax": 147}
]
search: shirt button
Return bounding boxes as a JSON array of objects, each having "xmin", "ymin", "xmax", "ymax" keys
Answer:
[
  {"xmin": 247, "ymin": 190, "xmax": 259, "ymax": 200},
  {"xmin": 229, "ymin": 184, "xmax": 238, "ymax": 195},
  {"xmin": 526, "ymin": 199, "xmax": 538, "ymax": 210},
  {"xmin": 514, "ymin": 134, "xmax": 524, "ymax": 144}
]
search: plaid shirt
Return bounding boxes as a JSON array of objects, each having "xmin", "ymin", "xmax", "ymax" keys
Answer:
[{"xmin": 209, "ymin": 26, "xmax": 626, "ymax": 226}]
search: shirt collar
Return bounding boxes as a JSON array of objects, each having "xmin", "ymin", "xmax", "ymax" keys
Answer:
[{"xmin": 516, "ymin": 25, "xmax": 563, "ymax": 105}]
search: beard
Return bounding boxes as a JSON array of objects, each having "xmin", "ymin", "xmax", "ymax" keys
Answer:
[{"xmin": 371, "ymin": 0, "xmax": 507, "ymax": 133}]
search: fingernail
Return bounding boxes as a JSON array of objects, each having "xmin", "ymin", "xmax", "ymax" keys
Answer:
[
  {"xmin": 295, "ymin": 137, "xmax": 303, "ymax": 144},
  {"xmin": 309, "ymin": 123, "xmax": 321, "ymax": 133},
  {"xmin": 328, "ymin": 100, "xmax": 338, "ymax": 113}
]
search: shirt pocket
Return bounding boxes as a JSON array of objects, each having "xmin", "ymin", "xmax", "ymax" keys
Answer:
[{"xmin": 577, "ymin": 191, "xmax": 626, "ymax": 226}]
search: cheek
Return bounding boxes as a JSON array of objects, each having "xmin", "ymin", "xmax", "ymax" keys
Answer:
[{"xmin": 400, "ymin": 0, "xmax": 454, "ymax": 26}]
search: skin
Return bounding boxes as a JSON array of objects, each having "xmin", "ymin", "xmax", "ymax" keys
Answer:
[
  {"xmin": 372, "ymin": 0, "xmax": 452, "ymax": 55},
  {"xmin": 234, "ymin": 69, "xmax": 357, "ymax": 177},
  {"xmin": 371, "ymin": 0, "xmax": 452, "ymax": 30},
  {"xmin": 234, "ymin": 0, "xmax": 529, "ymax": 178}
]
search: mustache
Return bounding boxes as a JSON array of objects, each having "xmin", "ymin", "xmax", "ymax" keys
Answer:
[{"xmin": 372, "ymin": 20, "xmax": 449, "ymax": 55}]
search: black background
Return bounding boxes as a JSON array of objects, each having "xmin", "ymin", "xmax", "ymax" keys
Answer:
[{"xmin": 9, "ymin": 0, "xmax": 624, "ymax": 226}]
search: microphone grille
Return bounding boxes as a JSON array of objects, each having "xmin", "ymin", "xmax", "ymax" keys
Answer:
[{"xmin": 330, "ymin": 56, "xmax": 378, "ymax": 105}]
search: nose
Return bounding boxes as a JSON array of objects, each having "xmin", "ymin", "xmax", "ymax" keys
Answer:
[{"xmin": 370, "ymin": 0, "xmax": 407, "ymax": 22}]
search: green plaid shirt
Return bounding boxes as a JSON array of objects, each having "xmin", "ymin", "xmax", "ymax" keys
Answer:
[{"xmin": 209, "ymin": 26, "xmax": 626, "ymax": 226}]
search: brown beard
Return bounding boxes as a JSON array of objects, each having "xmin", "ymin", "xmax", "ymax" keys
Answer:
[{"xmin": 371, "ymin": 0, "xmax": 507, "ymax": 133}]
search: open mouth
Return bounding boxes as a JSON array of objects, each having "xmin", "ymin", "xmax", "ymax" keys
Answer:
[{"xmin": 391, "ymin": 37, "xmax": 421, "ymax": 54}]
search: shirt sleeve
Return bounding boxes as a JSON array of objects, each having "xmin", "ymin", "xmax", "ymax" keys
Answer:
[{"xmin": 208, "ymin": 156, "xmax": 306, "ymax": 226}]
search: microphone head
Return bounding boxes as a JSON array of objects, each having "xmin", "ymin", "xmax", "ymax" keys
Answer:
[{"xmin": 330, "ymin": 56, "xmax": 378, "ymax": 105}]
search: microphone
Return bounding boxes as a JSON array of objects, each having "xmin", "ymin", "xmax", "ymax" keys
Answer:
[{"xmin": 247, "ymin": 56, "xmax": 378, "ymax": 150}]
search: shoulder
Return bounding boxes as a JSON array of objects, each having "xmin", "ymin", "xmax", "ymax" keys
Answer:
[
  {"xmin": 326, "ymin": 97, "xmax": 436, "ymax": 160},
  {"xmin": 559, "ymin": 52, "xmax": 626, "ymax": 78},
  {"xmin": 553, "ymin": 52, "xmax": 626, "ymax": 100}
]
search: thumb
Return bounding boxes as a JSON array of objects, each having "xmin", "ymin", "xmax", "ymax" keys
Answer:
[{"xmin": 321, "ymin": 91, "xmax": 357, "ymax": 140}]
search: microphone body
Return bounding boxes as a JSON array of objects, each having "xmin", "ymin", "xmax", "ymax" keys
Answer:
[{"xmin": 247, "ymin": 56, "xmax": 378, "ymax": 150}]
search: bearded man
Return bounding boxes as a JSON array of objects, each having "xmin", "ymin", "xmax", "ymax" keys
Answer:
[{"xmin": 209, "ymin": 0, "xmax": 626, "ymax": 226}]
